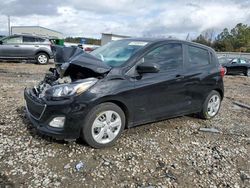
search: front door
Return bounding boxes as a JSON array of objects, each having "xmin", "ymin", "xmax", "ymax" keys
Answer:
[
  {"xmin": 131, "ymin": 43, "xmax": 189, "ymax": 124},
  {"xmin": 0, "ymin": 36, "xmax": 23, "ymax": 57}
]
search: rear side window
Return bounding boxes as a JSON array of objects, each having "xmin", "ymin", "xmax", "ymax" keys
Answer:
[
  {"xmin": 36, "ymin": 38, "xmax": 45, "ymax": 42},
  {"xmin": 240, "ymin": 59, "xmax": 247, "ymax": 64},
  {"xmin": 187, "ymin": 46, "xmax": 210, "ymax": 66},
  {"xmin": 143, "ymin": 43, "xmax": 183, "ymax": 71},
  {"xmin": 23, "ymin": 36, "xmax": 36, "ymax": 43}
]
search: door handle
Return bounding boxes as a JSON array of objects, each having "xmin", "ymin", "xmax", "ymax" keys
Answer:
[
  {"xmin": 35, "ymin": 45, "xmax": 39, "ymax": 47},
  {"xmin": 176, "ymin": 74, "xmax": 184, "ymax": 79},
  {"xmin": 14, "ymin": 45, "xmax": 19, "ymax": 47}
]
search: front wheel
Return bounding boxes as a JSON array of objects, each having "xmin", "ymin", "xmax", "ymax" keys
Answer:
[
  {"xmin": 36, "ymin": 53, "xmax": 49, "ymax": 64},
  {"xmin": 199, "ymin": 90, "xmax": 221, "ymax": 119},
  {"xmin": 81, "ymin": 103, "xmax": 125, "ymax": 148}
]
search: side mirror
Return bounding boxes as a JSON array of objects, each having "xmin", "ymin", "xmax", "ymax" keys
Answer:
[
  {"xmin": 0, "ymin": 41, "xmax": 2, "ymax": 45},
  {"xmin": 136, "ymin": 62, "xmax": 160, "ymax": 74}
]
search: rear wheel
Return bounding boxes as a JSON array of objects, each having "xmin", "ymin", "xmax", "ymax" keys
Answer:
[
  {"xmin": 245, "ymin": 68, "xmax": 250, "ymax": 77},
  {"xmin": 199, "ymin": 90, "xmax": 221, "ymax": 119},
  {"xmin": 81, "ymin": 103, "xmax": 125, "ymax": 148},
  {"xmin": 224, "ymin": 67, "xmax": 227, "ymax": 75},
  {"xmin": 36, "ymin": 52, "xmax": 49, "ymax": 64}
]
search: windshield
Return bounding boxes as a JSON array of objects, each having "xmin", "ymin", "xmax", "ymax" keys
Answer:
[{"xmin": 91, "ymin": 40, "xmax": 148, "ymax": 67}]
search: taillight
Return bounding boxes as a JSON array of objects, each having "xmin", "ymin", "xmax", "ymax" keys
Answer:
[{"xmin": 220, "ymin": 67, "xmax": 225, "ymax": 77}]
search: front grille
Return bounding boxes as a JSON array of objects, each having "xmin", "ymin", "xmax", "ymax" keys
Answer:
[{"xmin": 24, "ymin": 89, "xmax": 46, "ymax": 120}]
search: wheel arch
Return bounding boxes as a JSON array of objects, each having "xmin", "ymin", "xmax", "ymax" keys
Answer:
[
  {"xmin": 35, "ymin": 51, "xmax": 50, "ymax": 58},
  {"xmin": 214, "ymin": 88, "xmax": 224, "ymax": 100},
  {"xmin": 99, "ymin": 100, "xmax": 130, "ymax": 129}
]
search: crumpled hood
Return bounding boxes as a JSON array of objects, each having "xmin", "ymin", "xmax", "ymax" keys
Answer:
[{"xmin": 52, "ymin": 45, "xmax": 111, "ymax": 74}]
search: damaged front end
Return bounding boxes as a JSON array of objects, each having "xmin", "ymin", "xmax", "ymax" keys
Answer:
[
  {"xmin": 24, "ymin": 46, "xmax": 111, "ymax": 140},
  {"xmin": 34, "ymin": 46, "xmax": 111, "ymax": 100}
]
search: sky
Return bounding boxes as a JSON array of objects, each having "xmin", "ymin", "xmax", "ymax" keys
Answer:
[{"xmin": 0, "ymin": 0, "xmax": 250, "ymax": 39}]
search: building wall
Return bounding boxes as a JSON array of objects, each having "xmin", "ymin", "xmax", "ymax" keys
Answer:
[
  {"xmin": 101, "ymin": 33, "xmax": 129, "ymax": 45},
  {"xmin": 11, "ymin": 26, "xmax": 64, "ymax": 39},
  {"xmin": 101, "ymin": 34, "xmax": 112, "ymax": 46}
]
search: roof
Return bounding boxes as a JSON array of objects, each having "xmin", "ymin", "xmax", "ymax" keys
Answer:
[
  {"xmin": 11, "ymin": 26, "xmax": 63, "ymax": 35},
  {"xmin": 102, "ymin": 33, "xmax": 130, "ymax": 38},
  {"xmin": 119, "ymin": 37, "xmax": 215, "ymax": 51}
]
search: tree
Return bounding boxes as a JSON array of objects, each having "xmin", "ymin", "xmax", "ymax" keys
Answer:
[{"xmin": 196, "ymin": 23, "xmax": 250, "ymax": 52}]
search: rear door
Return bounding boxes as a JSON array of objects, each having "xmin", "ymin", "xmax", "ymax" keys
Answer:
[
  {"xmin": 18, "ymin": 36, "xmax": 38, "ymax": 57},
  {"xmin": 132, "ymin": 42, "xmax": 189, "ymax": 124},
  {"xmin": 0, "ymin": 36, "xmax": 23, "ymax": 57},
  {"xmin": 183, "ymin": 44, "xmax": 214, "ymax": 111}
]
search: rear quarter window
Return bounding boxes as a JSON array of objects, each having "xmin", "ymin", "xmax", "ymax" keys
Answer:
[
  {"xmin": 187, "ymin": 45, "xmax": 210, "ymax": 67},
  {"xmin": 36, "ymin": 38, "xmax": 45, "ymax": 42}
]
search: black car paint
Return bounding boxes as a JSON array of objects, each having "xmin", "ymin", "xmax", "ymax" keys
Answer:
[
  {"xmin": 24, "ymin": 39, "xmax": 224, "ymax": 140},
  {"xmin": 221, "ymin": 58, "xmax": 250, "ymax": 75},
  {"xmin": 52, "ymin": 45, "xmax": 111, "ymax": 74}
]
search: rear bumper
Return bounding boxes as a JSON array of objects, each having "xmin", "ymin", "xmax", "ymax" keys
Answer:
[{"xmin": 24, "ymin": 88, "xmax": 88, "ymax": 140}]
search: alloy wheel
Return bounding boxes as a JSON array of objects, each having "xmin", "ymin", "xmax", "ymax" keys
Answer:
[
  {"xmin": 207, "ymin": 94, "xmax": 221, "ymax": 117},
  {"xmin": 91, "ymin": 110, "xmax": 122, "ymax": 144},
  {"xmin": 38, "ymin": 54, "xmax": 48, "ymax": 64}
]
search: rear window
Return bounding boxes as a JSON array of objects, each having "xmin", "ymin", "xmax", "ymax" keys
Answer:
[
  {"xmin": 23, "ymin": 36, "xmax": 36, "ymax": 43},
  {"xmin": 36, "ymin": 38, "xmax": 45, "ymax": 42},
  {"xmin": 188, "ymin": 45, "xmax": 210, "ymax": 66}
]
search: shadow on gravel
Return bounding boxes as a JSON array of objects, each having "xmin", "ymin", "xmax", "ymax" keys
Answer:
[
  {"xmin": 16, "ymin": 106, "xmax": 89, "ymax": 147},
  {"xmin": 0, "ymin": 174, "xmax": 15, "ymax": 188}
]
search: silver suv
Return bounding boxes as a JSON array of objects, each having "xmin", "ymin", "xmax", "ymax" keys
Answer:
[{"xmin": 0, "ymin": 35, "xmax": 53, "ymax": 64}]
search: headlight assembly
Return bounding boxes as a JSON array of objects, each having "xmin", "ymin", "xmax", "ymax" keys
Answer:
[{"xmin": 45, "ymin": 78, "xmax": 98, "ymax": 98}]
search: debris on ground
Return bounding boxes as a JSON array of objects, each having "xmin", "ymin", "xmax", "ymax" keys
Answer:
[
  {"xmin": 164, "ymin": 171, "xmax": 177, "ymax": 181},
  {"xmin": 199, "ymin": 127, "xmax": 221, "ymax": 133},
  {"xmin": 75, "ymin": 161, "xmax": 85, "ymax": 172},
  {"xmin": 233, "ymin": 101, "xmax": 250, "ymax": 110},
  {"xmin": 64, "ymin": 163, "xmax": 71, "ymax": 169}
]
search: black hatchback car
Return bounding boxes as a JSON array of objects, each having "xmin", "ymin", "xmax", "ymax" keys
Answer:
[{"xmin": 24, "ymin": 38, "xmax": 224, "ymax": 148}]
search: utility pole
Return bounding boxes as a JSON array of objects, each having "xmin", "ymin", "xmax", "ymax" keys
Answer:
[{"xmin": 8, "ymin": 15, "xmax": 11, "ymax": 36}]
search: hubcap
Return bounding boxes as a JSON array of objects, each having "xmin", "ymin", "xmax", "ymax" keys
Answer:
[
  {"xmin": 207, "ymin": 95, "xmax": 220, "ymax": 117},
  {"xmin": 91, "ymin": 110, "xmax": 122, "ymax": 144},
  {"xmin": 38, "ymin": 54, "xmax": 48, "ymax": 64}
]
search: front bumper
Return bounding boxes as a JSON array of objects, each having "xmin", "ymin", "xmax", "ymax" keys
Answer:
[{"xmin": 24, "ymin": 88, "xmax": 88, "ymax": 140}]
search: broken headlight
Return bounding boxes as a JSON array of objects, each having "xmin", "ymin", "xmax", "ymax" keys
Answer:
[{"xmin": 45, "ymin": 78, "xmax": 97, "ymax": 98}]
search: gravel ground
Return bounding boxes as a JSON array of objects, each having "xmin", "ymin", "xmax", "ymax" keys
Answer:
[{"xmin": 0, "ymin": 62, "xmax": 249, "ymax": 188}]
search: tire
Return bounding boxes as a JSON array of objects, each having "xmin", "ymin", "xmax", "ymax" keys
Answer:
[
  {"xmin": 199, "ymin": 90, "xmax": 221, "ymax": 120},
  {"xmin": 245, "ymin": 68, "xmax": 250, "ymax": 77},
  {"xmin": 81, "ymin": 102, "xmax": 125, "ymax": 148},
  {"xmin": 224, "ymin": 67, "xmax": 227, "ymax": 75},
  {"xmin": 36, "ymin": 52, "xmax": 49, "ymax": 64}
]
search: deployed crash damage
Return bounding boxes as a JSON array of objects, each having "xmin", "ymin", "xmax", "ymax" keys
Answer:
[{"xmin": 33, "ymin": 46, "xmax": 111, "ymax": 99}]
